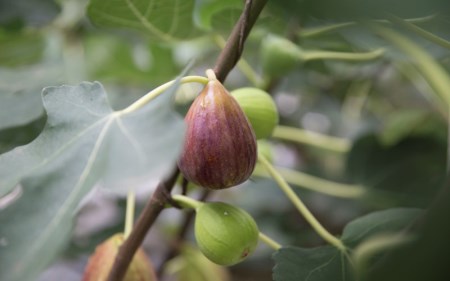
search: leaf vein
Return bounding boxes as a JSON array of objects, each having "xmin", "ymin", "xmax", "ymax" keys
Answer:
[
  {"xmin": 124, "ymin": 0, "xmax": 175, "ymax": 41},
  {"xmin": 18, "ymin": 118, "xmax": 115, "ymax": 270},
  {"xmin": 305, "ymin": 252, "xmax": 338, "ymax": 281}
]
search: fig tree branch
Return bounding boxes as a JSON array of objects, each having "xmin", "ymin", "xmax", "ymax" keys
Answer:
[
  {"xmin": 214, "ymin": 0, "xmax": 268, "ymax": 82},
  {"xmin": 107, "ymin": 166, "xmax": 180, "ymax": 281},
  {"xmin": 107, "ymin": 1, "xmax": 268, "ymax": 280}
]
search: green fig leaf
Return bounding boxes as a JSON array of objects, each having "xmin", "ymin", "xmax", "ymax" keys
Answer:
[
  {"xmin": 87, "ymin": 0, "xmax": 202, "ymax": 41},
  {"xmin": 342, "ymin": 208, "xmax": 422, "ymax": 248},
  {"xmin": 273, "ymin": 246, "xmax": 352, "ymax": 281},
  {"xmin": 346, "ymin": 134, "xmax": 447, "ymax": 207},
  {"xmin": 0, "ymin": 80, "xmax": 184, "ymax": 281},
  {"xmin": 273, "ymin": 208, "xmax": 421, "ymax": 281},
  {"xmin": 0, "ymin": 64, "xmax": 64, "ymax": 131},
  {"xmin": 193, "ymin": 0, "xmax": 242, "ymax": 31}
]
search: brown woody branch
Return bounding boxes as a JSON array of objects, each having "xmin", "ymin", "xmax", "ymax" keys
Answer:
[
  {"xmin": 107, "ymin": 1, "xmax": 267, "ymax": 280},
  {"xmin": 214, "ymin": 0, "xmax": 268, "ymax": 82}
]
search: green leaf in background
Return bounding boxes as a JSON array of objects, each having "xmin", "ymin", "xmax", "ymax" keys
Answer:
[
  {"xmin": 193, "ymin": 0, "xmax": 242, "ymax": 31},
  {"xmin": 0, "ymin": 81, "xmax": 185, "ymax": 281},
  {"xmin": 273, "ymin": 208, "xmax": 421, "ymax": 281},
  {"xmin": 366, "ymin": 181, "xmax": 450, "ymax": 281},
  {"xmin": 380, "ymin": 109, "xmax": 447, "ymax": 146},
  {"xmin": 87, "ymin": 0, "xmax": 202, "ymax": 41},
  {"xmin": 0, "ymin": 64, "xmax": 64, "ymax": 130},
  {"xmin": 341, "ymin": 208, "xmax": 422, "ymax": 247},
  {"xmin": 346, "ymin": 134, "xmax": 447, "ymax": 207},
  {"xmin": 85, "ymin": 34, "xmax": 180, "ymax": 85},
  {"xmin": 270, "ymin": 0, "xmax": 446, "ymax": 20},
  {"xmin": 0, "ymin": 0, "xmax": 60, "ymax": 27},
  {"xmin": 273, "ymin": 246, "xmax": 353, "ymax": 281},
  {"xmin": 0, "ymin": 29, "xmax": 45, "ymax": 66}
]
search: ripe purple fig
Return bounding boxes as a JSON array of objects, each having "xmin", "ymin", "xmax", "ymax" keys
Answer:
[{"xmin": 178, "ymin": 76, "xmax": 257, "ymax": 189}]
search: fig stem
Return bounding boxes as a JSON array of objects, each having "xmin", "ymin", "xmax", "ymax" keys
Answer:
[
  {"xmin": 172, "ymin": 194, "xmax": 204, "ymax": 210},
  {"xmin": 206, "ymin": 69, "xmax": 217, "ymax": 81},
  {"xmin": 124, "ymin": 189, "xmax": 135, "ymax": 239},
  {"xmin": 298, "ymin": 14, "xmax": 436, "ymax": 38},
  {"xmin": 120, "ymin": 76, "xmax": 209, "ymax": 115},
  {"xmin": 386, "ymin": 14, "xmax": 450, "ymax": 50},
  {"xmin": 300, "ymin": 48, "xmax": 385, "ymax": 62},
  {"xmin": 252, "ymin": 165, "xmax": 365, "ymax": 199},
  {"xmin": 370, "ymin": 23, "xmax": 450, "ymax": 106},
  {"xmin": 259, "ymin": 232, "xmax": 282, "ymax": 250},
  {"xmin": 272, "ymin": 125, "xmax": 351, "ymax": 153},
  {"xmin": 257, "ymin": 152, "xmax": 346, "ymax": 252}
]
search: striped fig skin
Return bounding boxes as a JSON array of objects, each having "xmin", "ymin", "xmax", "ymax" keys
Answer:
[{"xmin": 178, "ymin": 79, "xmax": 257, "ymax": 189}]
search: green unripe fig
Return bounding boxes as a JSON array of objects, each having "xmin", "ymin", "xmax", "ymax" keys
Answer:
[
  {"xmin": 231, "ymin": 88, "xmax": 279, "ymax": 139},
  {"xmin": 195, "ymin": 202, "xmax": 259, "ymax": 266},
  {"xmin": 166, "ymin": 243, "xmax": 231, "ymax": 281},
  {"xmin": 261, "ymin": 34, "xmax": 301, "ymax": 77}
]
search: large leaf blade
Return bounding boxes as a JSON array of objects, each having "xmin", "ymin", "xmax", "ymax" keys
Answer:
[
  {"xmin": 0, "ymin": 80, "xmax": 185, "ymax": 281},
  {"xmin": 272, "ymin": 208, "xmax": 422, "ymax": 281}
]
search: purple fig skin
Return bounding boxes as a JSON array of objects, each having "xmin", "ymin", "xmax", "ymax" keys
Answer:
[{"xmin": 178, "ymin": 79, "xmax": 257, "ymax": 189}]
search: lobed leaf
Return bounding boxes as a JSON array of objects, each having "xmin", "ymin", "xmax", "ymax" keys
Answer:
[
  {"xmin": 0, "ymin": 64, "xmax": 63, "ymax": 130},
  {"xmin": 0, "ymin": 81, "xmax": 185, "ymax": 281},
  {"xmin": 273, "ymin": 208, "xmax": 422, "ymax": 281}
]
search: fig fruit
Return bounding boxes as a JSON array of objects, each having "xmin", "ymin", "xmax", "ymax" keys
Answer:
[
  {"xmin": 82, "ymin": 233, "xmax": 157, "ymax": 281},
  {"xmin": 195, "ymin": 202, "xmax": 259, "ymax": 266},
  {"xmin": 261, "ymin": 34, "xmax": 301, "ymax": 77},
  {"xmin": 178, "ymin": 77, "xmax": 257, "ymax": 189},
  {"xmin": 231, "ymin": 88, "xmax": 279, "ymax": 139},
  {"xmin": 165, "ymin": 243, "xmax": 231, "ymax": 281}
]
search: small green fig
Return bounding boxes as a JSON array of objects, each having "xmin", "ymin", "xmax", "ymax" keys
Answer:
[
  {"xmin": 231, "ymin": 88, "xmax": 279, "ymax": 139},
  {"xmin": 165, "ymin": 243, "xmax": 231, "ymax": 281},
  {"xmin": 178, "ymin": 78, "xmax": 257, "ymax": 190},
  {"xmin": 261, "ymin": 34, "xmax": 301, "ymax": 77},
  {"xmin": 82, "ymin": 233, "xmax": 157, "ymax": 281},
  {"xmin": 195, "ymin": 202, "xmax": 259, "ymax": 266}
]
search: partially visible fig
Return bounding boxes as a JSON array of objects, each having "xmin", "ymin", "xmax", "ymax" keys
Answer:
[
  {"xmin": 82, "ymin": 233, "xmax": 157, "ymax": 281},
  {"xmin": 261, "ymin": 34, "xmax": 301, "ymax": 77},
  {"xmin": 178, "ymin": 77, "xmax": 257, "ymax": 189},
  {"xmin": 231, "ymin": 87, "xmax": 279, "ymax": 139},
  {"xmin": 195, "ymin": 202, "xmax": 259, "ymax": 266},
  {"xmin": 165, "ymin": 243, "xmax": 231, "ymax": 281}
]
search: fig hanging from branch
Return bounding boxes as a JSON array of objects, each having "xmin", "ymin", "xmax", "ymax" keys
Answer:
[{"xmin": 178, "ymin": 70, "xmax": 257, "ymax": 190}]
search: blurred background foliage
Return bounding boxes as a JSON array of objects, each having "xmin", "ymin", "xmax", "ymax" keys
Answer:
[{"xmin": 0, "ymin": 0, "xmax": 448, "ymax": 280}]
